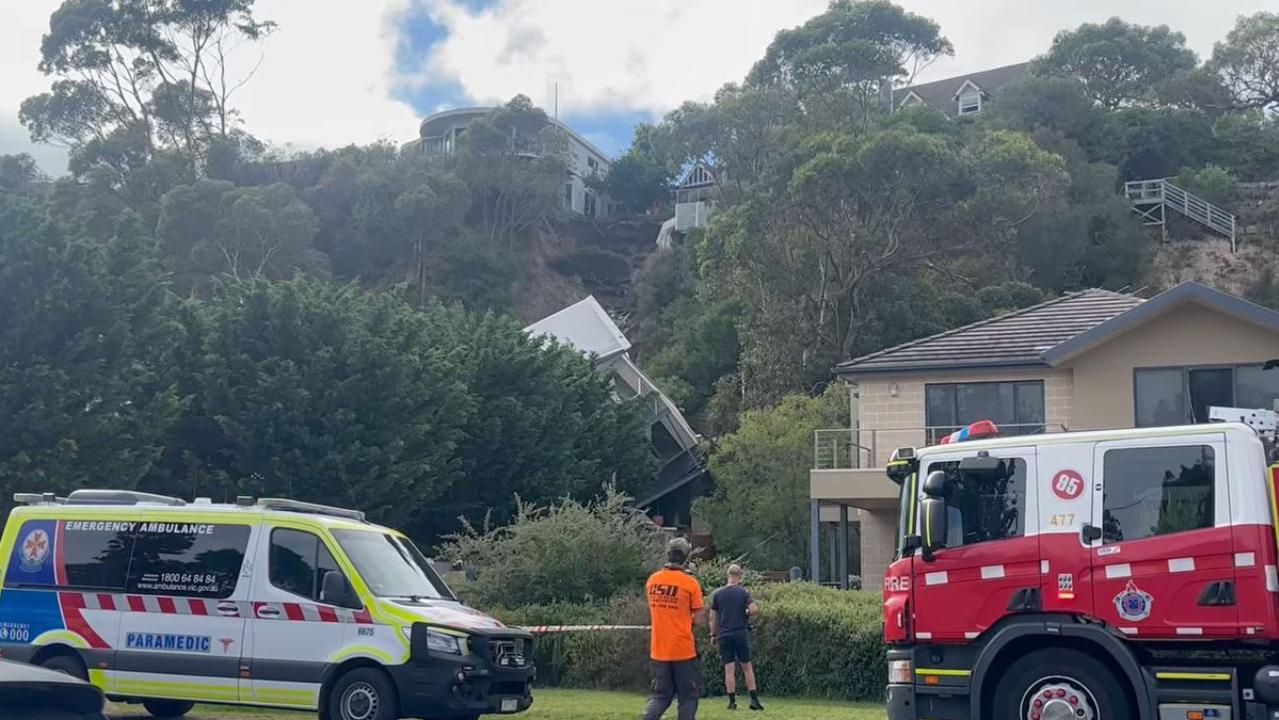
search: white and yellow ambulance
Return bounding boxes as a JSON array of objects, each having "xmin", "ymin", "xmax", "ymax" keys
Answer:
[{"xmin": 0, "ymin": 490, "xmax": 533, "ymax": 720}]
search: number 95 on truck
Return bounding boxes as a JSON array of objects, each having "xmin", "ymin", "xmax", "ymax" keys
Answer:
[
  {"xmin": 882, "ymin": 412, "xmax": 1279, "ymax": 720},
  {"xmin": 0, "ymin": 490, "xmax": 534, "ymax": 720}
]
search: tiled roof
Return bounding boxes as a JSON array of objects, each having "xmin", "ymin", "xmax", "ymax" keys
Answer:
[
  {"xmin": 897, "ymin": 62, "xmax": 1031, "ymax": 116},
  {"xmin": 836, "ymin": 289, "xmax": 1144, "ymax": 376}
]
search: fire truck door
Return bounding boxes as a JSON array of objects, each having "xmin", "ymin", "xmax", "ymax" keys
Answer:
[
  {"xmin": 1037, "ymin": 443, "xmax": 1096, "ymax": 618},
  {"xmin": 911, "ymin": 447, "xmax": 1039, "ymax": 643},
  {"xmin": 1089, "ymin": 433, "xmax": 1237, "ymax": 639}
]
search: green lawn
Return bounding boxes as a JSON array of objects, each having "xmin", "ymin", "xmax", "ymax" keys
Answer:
[{"xmin": 110, "ymin": 688, "xmax": 886, "ymax": 719}]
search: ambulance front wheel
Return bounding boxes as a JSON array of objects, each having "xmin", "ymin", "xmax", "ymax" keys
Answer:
[
  {"xmin": 992, "ymin": 647, "xmax": 1131, "ymax": 720},
  {"xmin": 142, "ymin": 700, "xmax": 194, "ymax": 718},
  {"xmin": 329, "ymin": 667, "xmax": 401, "ymax": 720}
]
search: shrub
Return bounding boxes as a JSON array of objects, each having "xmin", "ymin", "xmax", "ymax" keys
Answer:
[
  {"xmin": 437, "ymin": 487, "xmax": 666, "ymax": 607},
  {"xmin": 1176, "ymin": 164, "xmax": 1237, "ymax": 205},
  {"xmin": 493, "ymin": 583, "xmax": 886, "ymax": 700}
]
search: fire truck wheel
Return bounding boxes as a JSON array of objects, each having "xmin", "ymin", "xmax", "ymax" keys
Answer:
[{"xmin": 992, "ymin": 648, "xmax": 1131, "ymax": 720}]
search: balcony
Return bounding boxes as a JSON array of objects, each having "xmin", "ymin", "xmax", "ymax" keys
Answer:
[{"xmin": 813, "ymin": 424, "xmax": 1050, "ymax": 470}]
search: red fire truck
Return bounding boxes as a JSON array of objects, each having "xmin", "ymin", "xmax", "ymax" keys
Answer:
[{"xmin": 883, "ymin": 409, "xmax": 1279, "ymax": 720}]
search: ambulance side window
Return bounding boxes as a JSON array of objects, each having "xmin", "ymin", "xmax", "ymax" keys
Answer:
[
  {"xmin": 269, "ymin": 528, "xmax": 341, "ymax": 602},
  {"xmin": 126, "ymin": 524, "xmax": 250, "ymax": 598},
  {"xmin": 1101, "ymin": 445, "xmax": 1214, "ymax": 543},
  {"xmin": 63, "ymin": 526, "xmax": 133, "ymax": 591}
]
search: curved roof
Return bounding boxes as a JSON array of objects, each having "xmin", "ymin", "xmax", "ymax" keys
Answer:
[{"xmin": 418, "ymin": 106, "xmax": 613, "ymax": 161}]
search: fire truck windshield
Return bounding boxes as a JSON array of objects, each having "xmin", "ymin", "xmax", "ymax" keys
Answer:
[{"xmin": 893, "ymin": 471, "xmax": 917, "ymax": 559}]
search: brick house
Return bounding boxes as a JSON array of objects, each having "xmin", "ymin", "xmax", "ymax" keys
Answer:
[{"xmin": 810, "ymin": 282, "xmax": 1279, "ymax": 587}]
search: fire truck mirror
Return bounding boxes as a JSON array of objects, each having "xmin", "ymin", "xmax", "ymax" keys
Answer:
[
  {"xmin": 920, "ymin": 496, "xmax": 948, "ymax": 562},
  {"xmin": 921, "ymin": 470, "xmax": 948, "ymax": 497}
]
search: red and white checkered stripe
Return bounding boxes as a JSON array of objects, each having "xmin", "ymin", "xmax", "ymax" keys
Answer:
[{"xmin": 68, "ymin": 592, "xmax": 374, "ymax": 624}]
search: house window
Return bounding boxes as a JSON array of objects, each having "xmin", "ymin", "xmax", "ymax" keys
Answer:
[
  {"xmin": 925, "ymin": 381, "xmax": 1045, "ymax": 443},
  {"xmin": 1134, "ymin": 365, "xmax": 1279, "ymax": 427},
  {"xmin": 563, "ymin": 183, "xmax": 574, "ymax": 211},
  {"xmin": 958, "ymin": 90, "xmax": 982, "ymax": 115},
  {"xmin": 587, "ymin": 156, "xmax": 599, "ymax": 172},
  {"xmin": 1101, "ymin": 445, "xmax": 1215, "ymax": 543},
  {"xmin": 924, "ymin": 456, "xmax": 1027, "ymax": 547},
  {"xmin": 584, "ymin": 190, "xmax": 597, "ymax": 218}
]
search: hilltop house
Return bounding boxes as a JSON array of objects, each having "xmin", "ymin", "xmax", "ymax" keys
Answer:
[
  {"xmin": 405, "ymin": 107, "xmax": 613, "ymax": 218},
  {"xmin": 811, "ymin": 282, "xmax": 1279, "ymax": 587},
  {"xmin": 891, "ymin": 62, "xmax": 1030, "ymax": 117},
  {"xmin": 525, "ymin": 297, "xmax": 709, "ymax": 533}
]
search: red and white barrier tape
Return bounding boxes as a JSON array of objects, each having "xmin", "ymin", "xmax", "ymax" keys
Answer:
[{"xmin": 521, "ymin": 624, "xmax": 651, "ymax": 634}]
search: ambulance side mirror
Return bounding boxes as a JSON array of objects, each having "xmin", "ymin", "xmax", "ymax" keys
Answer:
[
  {"xmin": 321, "ymin": 570, "xmax": 360, "ymax": 609},
  {"xmin": 920, "ymin": 496, "xmax": 948, "ymax": 562}
]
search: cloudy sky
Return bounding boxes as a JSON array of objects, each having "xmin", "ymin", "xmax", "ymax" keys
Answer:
[{"xmin": 2, "ymin": 0, "xmax": 1274, "ymax": 175}]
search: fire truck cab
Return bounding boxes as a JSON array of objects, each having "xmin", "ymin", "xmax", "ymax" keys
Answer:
[{"xmin": 884, "ymin": 410, "xmax": 1279, "ymax": 720}]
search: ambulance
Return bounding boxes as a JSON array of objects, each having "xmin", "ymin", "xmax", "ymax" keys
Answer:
[{"xmin": 0, "ymin": 490, "xmax": 534, "ymax": 720}]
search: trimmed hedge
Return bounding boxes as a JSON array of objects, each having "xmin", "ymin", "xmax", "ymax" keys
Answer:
[{"xmin": 491, "ymin": 583, "xmax": 886, "ymax": 700}]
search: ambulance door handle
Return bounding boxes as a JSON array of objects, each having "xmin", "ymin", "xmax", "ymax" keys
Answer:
[
  {"xmin": 216, "ymin": 601, "xmax": 240, "ymax": 617},
  {"xmin": 257, "ymin": 605, "xmax": 281, "ymax": 619},
  {"xmin": 1081, "ymin": 524, "xmax": 1102, "ymax": 543}
]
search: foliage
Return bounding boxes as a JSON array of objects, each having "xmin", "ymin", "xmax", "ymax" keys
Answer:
[
  {"xmin": 697, "ymin": 388, "xmax": 848, "ymax": 569},
  {"xmin": 748, "ymin": 0, "xmax": 952, "ymax": 127},
  {"xmin": 594, "ymin": 124, "xmax": 674, "ymax": 214},
  {"xmin": 1213, "ymin": 113, "xmax": 1279, "ymax": 182},
  {"xmin": 0, "ymin": 199, "xmax": 181, "ymax": 514},
  {"xmin": 493, "ymin": 584, "xmax": 886, "ymax": 700},
  {"xmin": 1208, "ymin": 12, "xmax": 1279, "ymax": 113},
  {"xmin": 0, "ymin": 154, "xmax": 48, "ymax": 198},
  {"xmin": 20, "ymin": 0, "xmax": 274, "ymax": 176},
  {"xmin": 156, "ymin": 180, "xmax": 327, "ymax": 293},
  {"xmin": 155, "ymin": 279, "xmax": 471, "ymax": 529},
  {"xmin": 1176, "ymin": 165, "xmax": 1237, "ymax": 206},
  {"xmin": 1034, "ymin": 17, "xmax": 1198, "ymax": 109},
  {"xmin": 412, "ymin": 310, "xmax": 656, "ymax": 539},
  {"xmin": 456, "ymin": 95, "xmax": 570, "ymax": 247},
  {"xmin": 438, "ymin": 488, "xmax": 667, "ymax": 607}
]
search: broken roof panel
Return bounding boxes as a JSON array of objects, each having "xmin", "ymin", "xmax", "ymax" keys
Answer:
[{"xmin": 524, "ymin": 295, "xmax": 631, "ymax": 360}]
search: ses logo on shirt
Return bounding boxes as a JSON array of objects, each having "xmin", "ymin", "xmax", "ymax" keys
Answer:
[{"xmin": 126, "ymin": 633, "xmax": 212, "ymax": 653}]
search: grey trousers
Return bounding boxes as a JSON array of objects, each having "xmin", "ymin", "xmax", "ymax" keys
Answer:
[{"xmin": 642, "ymin": 658, "xmax": 700, "ymax": 720}]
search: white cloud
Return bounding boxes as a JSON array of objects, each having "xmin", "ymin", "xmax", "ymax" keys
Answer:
[
  {"xmin": 406, "ymin": 0, "xmax": 829, "ymax": 115},
  {"xmin": 408, "ymin": 0, "xmax": 1278, "ymax": 118},
  {"xmin": 0, "ymin": 0, "xmax": 421, "ymax": 175},
  {"xmin": 227, "ymin": 0, "xmax": 422, "ymax": 152}
]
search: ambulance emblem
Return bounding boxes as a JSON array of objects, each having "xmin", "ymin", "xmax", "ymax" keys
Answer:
[
  {"xmin": 1114, "ymin": 580, "xmax": 1153, "ymax": 621},
  {"xmin": 18, "ymin": 528, "xmax": 50, "ymax": 573}
]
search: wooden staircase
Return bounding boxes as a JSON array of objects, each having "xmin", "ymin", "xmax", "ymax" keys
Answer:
[{"xmin": 1126, "ymin": 178, "xmax": 1238, "ymax": 251}]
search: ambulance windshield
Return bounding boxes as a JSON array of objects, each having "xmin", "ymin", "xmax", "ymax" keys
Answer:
[{"xmin": 333, "ymin": 530, "xmax": 454, "ymax": 601}]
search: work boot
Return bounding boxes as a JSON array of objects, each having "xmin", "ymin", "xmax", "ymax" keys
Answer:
[
  {"xmin": 749, "ymin": 693, "xmax": 764, "ymax": 711},
  {"xmin": 727, "ymin": 694, "xmax": 737, "ymax": 710}
]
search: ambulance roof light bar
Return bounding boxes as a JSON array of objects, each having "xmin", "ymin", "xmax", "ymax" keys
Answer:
[
  {"xmin": 12, "ymin": 493, "xmax": 60, "ymax": 506},
  {"xmin": 937, "ymin": 419, "xmax": 1000, "ymax": 445}
]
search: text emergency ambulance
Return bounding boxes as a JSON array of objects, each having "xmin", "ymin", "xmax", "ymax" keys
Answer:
[
  {"xmin": 883, "ymin": 409, "xmax": 1279, "ymax": 720},
  {"xmin": 0, "ymin": 491, "xmax": 533, "ymax": 720}
]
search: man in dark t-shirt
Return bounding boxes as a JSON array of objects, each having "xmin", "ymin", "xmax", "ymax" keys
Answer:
[{"xmin": 710, "ymin": 564, "xmax": 763, "ymax": 711}]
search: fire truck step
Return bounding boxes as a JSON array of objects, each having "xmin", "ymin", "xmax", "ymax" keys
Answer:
[{"xmin": 1154, "ymin": 666, "xmax": 1237, "ymax": 715}]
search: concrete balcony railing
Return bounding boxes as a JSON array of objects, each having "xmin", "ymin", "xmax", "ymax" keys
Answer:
[{"xmin": 813, "ymin": 424, "xmax": 1051, "ymax": 470}]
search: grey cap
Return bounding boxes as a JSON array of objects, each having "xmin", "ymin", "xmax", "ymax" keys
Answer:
[{"xmin": 667, "ymin": 537, "xmax": 692, "ymax": 564}]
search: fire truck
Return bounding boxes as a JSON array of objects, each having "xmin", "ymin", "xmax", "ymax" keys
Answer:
[{"xmin": 883, "ymin": 409, "xmax": 1279, "ymax": 720}]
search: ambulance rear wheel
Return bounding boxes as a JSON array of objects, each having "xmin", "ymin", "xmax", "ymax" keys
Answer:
[
  {"xmin": 329, "ymin": 667, "xmax": 400, "ymax": 720},
  {"xmin": 993, "ymin": 648, "xmax": 1131, "ymax": 720},
  {"xmin": 142, "ymin": 700, "xmax": 194, "ymax": 718},
  {"xmin": 39, "ymin": 653, "xmax": 88, "ymax": 681}
]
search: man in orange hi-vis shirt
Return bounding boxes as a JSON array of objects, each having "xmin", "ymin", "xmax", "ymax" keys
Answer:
[{"xmin": 642, "ymin": 537, "xmax": 706, "ymax": 720}]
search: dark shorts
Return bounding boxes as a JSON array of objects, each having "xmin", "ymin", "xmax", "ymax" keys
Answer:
[{"xmin": 719, "ymin": 632, "xmax": 751, "ymax": 664}]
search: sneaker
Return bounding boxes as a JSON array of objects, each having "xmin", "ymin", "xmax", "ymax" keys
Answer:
[
  {"xmin": 727, "ymin": 699, "xmax": 738, "ymax": 710},
  {"xmin": 749, "ymin": 698, "xmax": 764, "ymax": 711}
]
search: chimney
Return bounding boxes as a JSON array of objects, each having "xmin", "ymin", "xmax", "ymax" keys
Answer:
[{"xmin": 879, "ymin": 78, "xmax": 894, "ymax": 113}]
